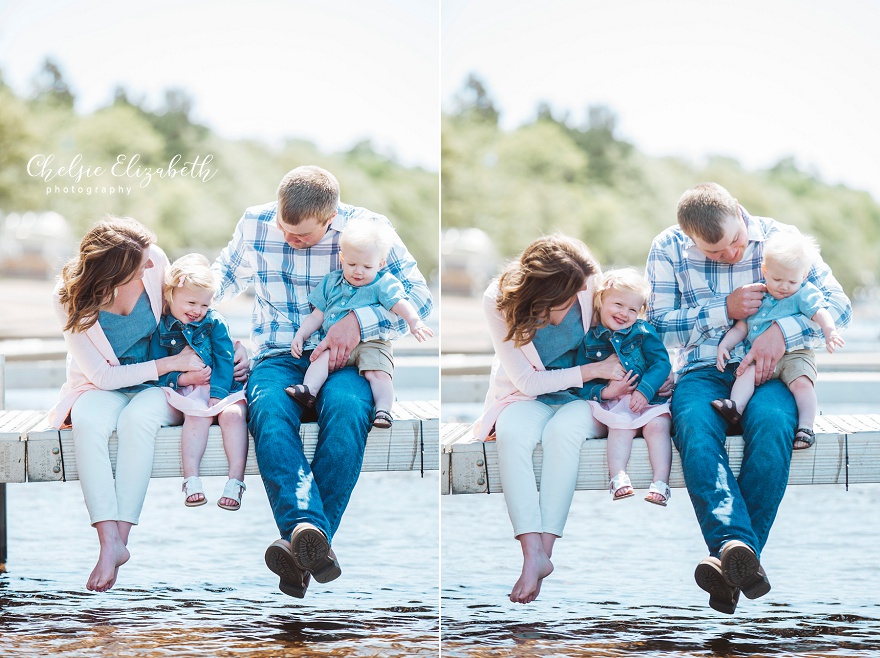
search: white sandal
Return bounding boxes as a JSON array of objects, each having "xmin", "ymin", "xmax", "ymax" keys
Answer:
[
  {"xmin": 182, "ymin": 476, "xmax": 207, "ymax": 507},
  {"xmin": 645, "ymin": 480, "xmax": 671, "ymax": 507},
  {"xmin": 217, "ymin": 478, "xmax": 246, "ymax": 511},
  {"xmin": 609, "ymin": 471, "xmax": 635, "ymax": 501}
]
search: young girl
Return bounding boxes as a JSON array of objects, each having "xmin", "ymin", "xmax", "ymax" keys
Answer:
[
  {"xmin": 152, "ymin": 253, "xmax": 249, "ymax": 510},
  {"xmin": 712, "ymin": 228, "xmax": 845, "ymax": 449},
  {"xmin": 284, "ymin": 217, "xmax": 433, "ymax": 428},
  {"xmin": 576, "ymin": 269, "xmax": 673, "ymax": 505}
]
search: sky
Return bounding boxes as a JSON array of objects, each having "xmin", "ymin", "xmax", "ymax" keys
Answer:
[
  {"xmin": 0, "ymin": 0, "xmax": 439, "ymax": 171},
  {"xmin": 442, "ymin": 0, "xmax": 880, "ymax": 201}
]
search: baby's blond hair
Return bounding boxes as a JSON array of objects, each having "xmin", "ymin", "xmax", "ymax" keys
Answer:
[
  {"xmin": 762, "ymin": 227, "xmax": 820, "ymax": 274},
  {"xmin": 593, "ymin": 268, "xmax": 650, "ymax": 318},
  {"xmin": 164, "ymin": 253, "xmax": 217, "ymax": 308},
  {"xmin": 339, "ymin": 217, "xmax": 395, "ymax": 258}
]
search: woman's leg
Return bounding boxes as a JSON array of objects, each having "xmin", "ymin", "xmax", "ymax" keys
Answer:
[
  {"xmin": 539, "ymin": 399, "xmax": 604, "ymax": 536},
  {"xmin": 495, "ymin": 400, "xmax": 555, "ymax": 604},
  {"xmin": 70, "ymin": 389, "xmax": 130, "ymax": 592},
  {"xmin": 218, "ymin": 401, "xmax": 249, "ymax": 507},
  {"xmin": 115, "ymin": 387, "xmax": 181, "ymax": 524}
]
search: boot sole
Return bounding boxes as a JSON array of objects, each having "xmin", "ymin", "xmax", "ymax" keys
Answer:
[
  {"xmin": 721, "ymin": 542, "xmax": 771, "ymax": 600},
  {"xmin": 291, "ymin": 525, "xmax": 342, "ymax": 584}
]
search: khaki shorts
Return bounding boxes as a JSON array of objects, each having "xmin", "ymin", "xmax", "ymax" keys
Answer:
[
  {"xmin": 771, "ymin": 348, "xmax": 817, "ymax": 386},
  {"xmin": 345, "ymin": 339, "xmax": 394, "ymax": 377}
]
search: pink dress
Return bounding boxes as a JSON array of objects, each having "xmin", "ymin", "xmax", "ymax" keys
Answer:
[{"xmin": 587, "ymin": 395, "xmax": 670, "ymax": 430}]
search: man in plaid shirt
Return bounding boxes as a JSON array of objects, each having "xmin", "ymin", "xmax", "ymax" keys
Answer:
[
  {"xmin": 646, "ymin": 182, "xmax": 850, "ymax": 614},
  {"xmin": 212, "ymin": 166, "xmax": 432, "ymax": 598}
]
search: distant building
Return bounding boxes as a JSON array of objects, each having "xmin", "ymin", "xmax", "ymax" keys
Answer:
[
  {"xmin": 441, "ymin": 227, "xmax": 499, "ymax": 297},
  {"xmin": 0, "ymin": 211, "xmax": 74, "ymax": 278}
]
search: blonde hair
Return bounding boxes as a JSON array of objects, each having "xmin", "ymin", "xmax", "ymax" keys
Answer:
[
  {"xmin": 58, "ymin": 216, "xmax": 156, "ymax": 333},
  {"xmin": 496, "ymin": 234, "xmax": 600, "ymax": 348},
  {"xmin": 339, "ymin": 217, "xmax": 395, "ymax": 258},
  {"xmin": 277, "ymin": 165, "xmax": 340, "ymax": 227},
  {"xmin": 164, "ymin": 253, "xmax": 216, "ymax": 309},
  {"xmin": 762, "ymin": 227, "xmax": 820, "ymax": 273},
  {"xmin": 594, "ymin": 268, "xmax": 650, "ymax": 319},
  {"xmin": 676, "ymin": 182, "xmax": 740, "ymax": 244}
]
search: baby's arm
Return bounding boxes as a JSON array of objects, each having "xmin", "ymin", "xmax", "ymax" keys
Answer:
[
  {"xmin": 291, "ymin": 309, "xmax": 325, "ymax": 357},
  {"xmin": 812, "ymin": 308, "xmax": 845, "ymax": 353},
  {"xmin": 390, "ymin": 298, "xmax": 434, "ymax": 342},
  {"xmin": 716, "ymin": 320, "xmax": 749, "ymax": 371}
]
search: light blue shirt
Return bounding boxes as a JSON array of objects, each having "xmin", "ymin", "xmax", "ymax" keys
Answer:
[
  {"xmin": 98, "ymin": 290, "xmax": 156, "ymax": 393},
  {"xmin": 308, "ymin": 269, "xmax": 408, "ymax": 334},
  {"xmin": 744, "ymin": 282, "xmax": 824, "ymax": 348},
  {"xmin": 533, "ymin": 303, "xmax": 585, "ymax": 405}
]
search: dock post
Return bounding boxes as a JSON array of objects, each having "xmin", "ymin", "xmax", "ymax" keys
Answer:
[{"xmin": 1, "ymin": 354, "xmax": 7, "ymax": 572}]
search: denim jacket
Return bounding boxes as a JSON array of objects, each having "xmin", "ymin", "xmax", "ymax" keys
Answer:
[
  {"xmin": 150, "ymin": 308, "xmax": 242, "ymax": 399},
  {"xmin": 575, "ymin": 319, "xmax": 671, "ymax": 405}
]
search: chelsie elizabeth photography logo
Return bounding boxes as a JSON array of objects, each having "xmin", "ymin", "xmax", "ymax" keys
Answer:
[{"xmin": 27, "ymin": 153, "xmax": 218, "ymax": 196}]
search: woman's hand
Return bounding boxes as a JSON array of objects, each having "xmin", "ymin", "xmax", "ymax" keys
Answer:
[
  {"xmin": 156, "ymin": 346, "xmax": 205, "ymax": 376},
  {"xmin": 580, "ymin": 354, "xmax": 625, "ymax": 383},
  {"xmin": 601, "ymin": 370, "xmax": 638, "ymax": 400}
]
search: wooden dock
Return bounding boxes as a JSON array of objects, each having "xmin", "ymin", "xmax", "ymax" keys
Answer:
[
  {"xmin": 441, "ymin": 414, "xmax": 880, "ymax": 495},
  {"xmin": 0, "ymin": 400, "xmax": 439, "ymax": 483}
]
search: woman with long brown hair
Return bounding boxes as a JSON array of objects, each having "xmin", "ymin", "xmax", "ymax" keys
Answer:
[
  {"xmin": 49, "ymin": 216, "xmax": 206, "ymax": 592},
  {"xmin": 473, "ymin": 234, "xmax": 632, "ymax": 604}
]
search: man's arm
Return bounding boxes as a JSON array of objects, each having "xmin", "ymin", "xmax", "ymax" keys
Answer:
[
  {"xmin": 645, "ymin": 238, "xmax": 730, "ymax": 349},
  {"xmin": 212, "ymin": 213, "xmax": 255, "ymax": 303}
]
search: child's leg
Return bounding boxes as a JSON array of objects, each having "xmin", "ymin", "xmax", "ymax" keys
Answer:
[
  {"xmin": 217, "ymin": 400, "xmax": 249, "ymax": 508},
  {"xmin": 181, "ymin": 414, "xmax": 213, "ymax": 504},
  {"xmin": 788, "ymin": 375, "xmax": 817, "ymax": 448},
  {"xmin": 302, "ymin": 352, "xmax": 330, "ymax": 394},
  {"xmin": 607, "ymin": 427, "xmax": 637, "ymax": 496},
  {"xmin": 642, "ymin": 414, "xmax": 673, "ymax": 504},
  {"xmin": 728, "ymin": 366, "xmax": 756, "ymax": 414},
  {"xmin": 364, "ymin": 369, "xmax": 394, "ymax": 412}
]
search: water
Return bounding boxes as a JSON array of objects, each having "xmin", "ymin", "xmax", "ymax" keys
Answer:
[
  {"xmin": 441, "ymin": 483, "xmax": 880, "ymax": 656},
  {"xmin": 0, "ymin": 472, "xmax": 439, "ymax": 657}
]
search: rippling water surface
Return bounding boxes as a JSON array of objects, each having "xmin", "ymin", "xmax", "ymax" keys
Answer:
[
  {"xmin": 1, "ymin": 471, "xmax": 439, "ymax": 657},
  {"xmin": 442, "ymin": 482, "xmax": 880, "ymax": 656}
]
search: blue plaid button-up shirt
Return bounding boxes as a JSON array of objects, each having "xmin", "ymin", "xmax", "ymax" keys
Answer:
[
  {"xmin": 645, "ymin": 207, "xmax": 851, "ymax": 376},
  {"xmin": 212, "ymin": 200, "xmax": 433, "ymax": 360}
]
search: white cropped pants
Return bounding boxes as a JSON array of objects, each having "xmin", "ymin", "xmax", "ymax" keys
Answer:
[
  {"xmin": 495, "ymin": 399, "xmax": 605, "ymax": 538},
  {"xmin": 70, "ymin": 387, "xmax": 180, "ymax": 525}
]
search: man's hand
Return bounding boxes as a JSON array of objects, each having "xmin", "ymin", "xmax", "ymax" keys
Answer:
[
  {"xmin": 232, "ymin": 341, "xmax": 249, "ymax": 383},
  {"xmin": 736, "ymin": 322, "xmax": 785, "ymax": 385},
  {"xmin": 726, "ymin": 283, "xmax": 766, "ymax": 320},
  {"xmin": 312, "ymin": 311, "xmax": 361, "ymax": 372},
  {"xmin": 657, "ymin": 373, "xmax": 675, "ymax": 398}
]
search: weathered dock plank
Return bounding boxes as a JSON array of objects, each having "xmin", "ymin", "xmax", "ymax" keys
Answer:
[
  {"xmin": 2, "ymin": 401, "xmax": 439, "ymax": 483},
  {"xmin": 442, "ymin": 414, "xmax": 880, "ymax": 495}
]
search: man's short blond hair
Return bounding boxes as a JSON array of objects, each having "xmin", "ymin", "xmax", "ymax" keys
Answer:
[
  {"xmin": 677, "ymin": 182, "xmax": 741, "ymax": 244},
  {"xmin": 762, "ymin": 227, "xmax": 820, "ymax": 274},
  {"xmin": 339, "ymin": 217, "xmax": 396, "ymax": 259},
  {"xmin": 277, "ymin": 165, "xmax": 340, "ymax": 227}
]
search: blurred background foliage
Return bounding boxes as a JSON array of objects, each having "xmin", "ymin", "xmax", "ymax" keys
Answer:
[
  {"xmin": 443, "ymin": 74, "xmax": 880, "ymax": 296},
  {"xmin": 0, "ymin": 60, "xmax": 438, "ymax": 279}
]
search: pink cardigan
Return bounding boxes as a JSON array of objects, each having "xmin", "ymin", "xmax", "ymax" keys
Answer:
[
  {"xmin": 472, "ymin": 279, "xmax": 596, "ymax": 441},
  {"xmin": 47, "ymin": 244, "xmax": 170, "ymax": 429}
]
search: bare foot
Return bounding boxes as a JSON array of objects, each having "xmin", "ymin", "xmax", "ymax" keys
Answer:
[
  {"xmin": 87, "ymin": 537, "xmax": 130, "ymax": 592},
  {"xmin": 509, "ymin": 552, "xmax": 553, "ymax": 604}
]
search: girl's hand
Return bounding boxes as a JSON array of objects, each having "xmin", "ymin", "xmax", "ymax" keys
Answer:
[
  {"xmin": 602, "ymin": 370, "xmax": 638, "ymax": 400},
  {"xmin": 209, "ymin": 397, "xmax": 221, "ymax": 406},
  {"xmin": 716, "ymin": 346, "xmax": 730, "ymax": 372},
  {"xmin": 825, "ymin": 330, "xmax": 845, "ymax": 353},
  {"xmin": 629, "ymin": 390, "xmax": 649, "ymax": 413},
  {"xmin": 291, "ymin": 335, "xmax": 304, "ymax": 358},
  {"xmin": 409, "ymin": 321, "xmax": 434, "ymax": 342},
  {"xmin": 178, "ymin": 365, "xmax": 212, "ymax": 387}
]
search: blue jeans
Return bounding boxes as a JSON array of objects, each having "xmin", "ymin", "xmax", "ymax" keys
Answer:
[
  {"xmin": 671, "ymin": 363, "xmax": 796, "ymax": 560},
  {"xmin": 247, "ymin": 352, "xmax": 373, "ymax": 543}
]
